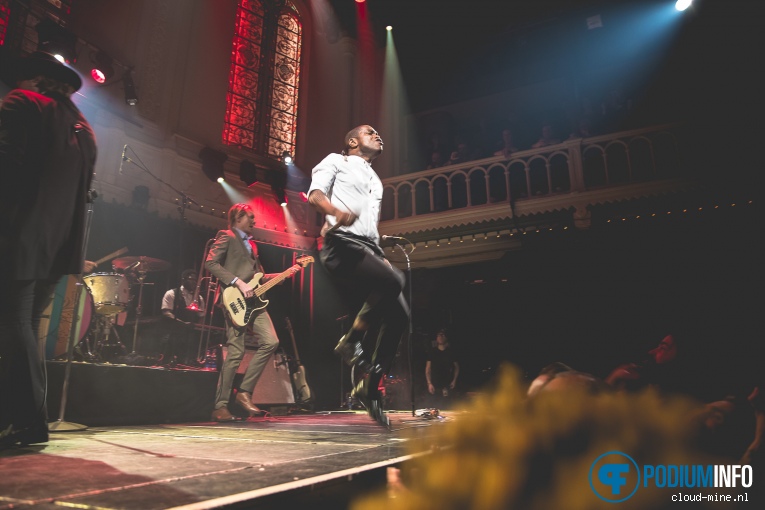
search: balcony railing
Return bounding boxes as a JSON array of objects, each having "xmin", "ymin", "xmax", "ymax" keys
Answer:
[{"xmin": 381, "ymin": 123, "xmax": 686, "ymax": 222}]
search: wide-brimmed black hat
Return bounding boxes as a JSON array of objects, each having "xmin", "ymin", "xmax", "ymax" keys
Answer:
[{"xmin": 0, "ymin": 49, "xmax": 82, "ymax": 91}]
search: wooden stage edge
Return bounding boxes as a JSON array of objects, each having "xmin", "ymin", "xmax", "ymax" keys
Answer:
[
  {"xmin": 167, "ymin": 451, "xmax": 423, "ymax": 510},
  {"xmin": 0, "ymin": 413, "xmax": 448, "ymax": 510}
]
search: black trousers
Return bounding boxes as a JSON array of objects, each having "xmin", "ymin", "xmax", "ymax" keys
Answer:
[
  {"xmin": 161, "ymin": 320, "xmax": 198, "ymax": 364},
  {"xmin": 0, "ymin": 279, "xmax": 56, "ymax": 431},
  {"xmin": 320, "ymin": 233, "xmax": 410, "ymax": 374}
]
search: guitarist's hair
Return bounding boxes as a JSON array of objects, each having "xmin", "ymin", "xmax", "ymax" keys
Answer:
[{"xmin": 227, "ymin": 203, "xmax": 253, "ymax": 229}]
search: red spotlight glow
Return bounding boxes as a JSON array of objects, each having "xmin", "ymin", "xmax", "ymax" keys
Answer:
[
  {"xmin": 299, "ymin": 191, "xmax": 309, "ymax": 202},
  {"xmin": 91, "ymin": 68, "xmax": 107, "ymax": 84},
  {"xmin": 90, "ymin": 52, "xmax": 115, "ymax": 84},
  {"xmin": 355, "ymin": 0, "xmax": 365, "ymax": 3}
]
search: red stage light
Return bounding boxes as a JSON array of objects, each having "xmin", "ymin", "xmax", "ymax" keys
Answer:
[
  {"xmin": 90, "ymin": 51, "xmax": 115, "ymax": 84},
  {"xmin": 91, "ymin": 68, "xmax": 107, "ymax": 84},
  {"xmin": 355, "ymin": 0, "xmax": 365, "ymax": 3}
]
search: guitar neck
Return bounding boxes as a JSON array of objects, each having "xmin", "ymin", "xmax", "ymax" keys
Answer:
[{"xmin": 254, "ymin": 264, "xmax": 300, "ymax": 296}]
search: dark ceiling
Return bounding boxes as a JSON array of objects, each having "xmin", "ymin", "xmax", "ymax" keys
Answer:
[
  {"xmin": 324, "ymin": 0, "xmax": 761, "ymax": 119},
  {"xmin": 326, "ymin": 0, "xmax": 657, "ymax": 110}
]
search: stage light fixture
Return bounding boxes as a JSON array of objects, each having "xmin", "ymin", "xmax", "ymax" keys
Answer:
[
  {"xmin": 199, "ymin": 147, "xmax": 228, "ymax": 183},
  {"xmin": 35, "ymin": 19, "xmax": 77, "ymax": 64},
  {"xmin": 281, "ymin": 150, "xmax": 293, "ymax": 165},
  {"xmin": 90, "ymin": 51, "xmax": 114, "ymax": 84},
  {"xmin": 273, "ymin": 188, "xmax": 287, "ymax": 207},
  {"xmin": 123, "ymin": 69, "xmax": 138, "ymax": 105},
  {"xmin": 386, "ymin": 26, "xmax": 392, "ymax": 31},
  {"xmin": 675, "ymin": 0, "xmax": 692, "ymax": 11},
  {"xmin": 239, "ymin": 159, "xmax": 259, "ymax": 187}
]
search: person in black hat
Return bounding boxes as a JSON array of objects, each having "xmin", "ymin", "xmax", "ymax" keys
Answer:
[{"xmin": 0, "ymin": 50, "xmax": 97, "ymax": 449}]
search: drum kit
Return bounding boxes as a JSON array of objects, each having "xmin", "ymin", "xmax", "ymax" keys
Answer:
[{"xmin": 65, "ymin": 255, "xmax": 170, "ymax": 363}]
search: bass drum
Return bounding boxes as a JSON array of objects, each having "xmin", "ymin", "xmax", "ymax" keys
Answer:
[
  {"xmin": 83, "ymin": 272, "xmax": 130, "ymax": 315},
  {"xmin": 39, "ymin": 275, "xmax": 94, "ymax": 360}
]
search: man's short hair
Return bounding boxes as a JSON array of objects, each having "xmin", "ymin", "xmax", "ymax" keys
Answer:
[
  {"xmin": 342, "ymin": 125, "xmax": 365, "ymax": 155},
  {"xmin": 181, "ymin": 269, "xmax": 197, "ymax": 281},
  {"xmin": 227, "ymin": 203, "xmax": 253, "ymax": 228}
]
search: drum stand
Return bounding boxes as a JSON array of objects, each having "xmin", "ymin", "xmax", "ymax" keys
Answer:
[
  {"xmin": 73, "ymin": 332, "xmax": 99, "ymax": 363},
  {"xmin": 130, "ymin": 270, "xmax": 151, "ymax": 355},
  {"xmin": 94, "ymin": 314, "xmax": 127, "ymax": 360}
]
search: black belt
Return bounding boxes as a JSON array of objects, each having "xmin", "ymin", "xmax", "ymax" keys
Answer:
[{"xmin": 326, "ymin": 231, "xmax": 384, "ymax": 258}]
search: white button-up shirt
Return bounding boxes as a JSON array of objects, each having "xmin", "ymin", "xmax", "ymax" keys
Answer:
[
  {"xmin": 308, "ymin": 153, "xmax": 383, "ymax": 243},
  {"xmin": 161, "ymin": 285, "xmax": 204, "ymax": 312}
]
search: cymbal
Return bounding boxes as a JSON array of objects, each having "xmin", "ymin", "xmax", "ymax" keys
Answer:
[{"xmin": 112, "ymin": 256, "xmax": 170, "ymax": 272}]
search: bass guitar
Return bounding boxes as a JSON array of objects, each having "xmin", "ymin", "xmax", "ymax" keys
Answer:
[
  {"xmin": 285, "ymin": 317, "xmax": 312, "ymax": 405},
  {"xmin": 222, "ymin": 255, "xmax": 313, "ymax": 327}
]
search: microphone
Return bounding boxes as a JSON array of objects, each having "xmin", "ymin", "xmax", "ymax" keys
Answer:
[
  {"xmin": 119, "ymin": 144, "xmax": 128, "ymax": 174},
  {"xmin": 381, "ymin": 235, "xmax": 408, "ymax": 244}
]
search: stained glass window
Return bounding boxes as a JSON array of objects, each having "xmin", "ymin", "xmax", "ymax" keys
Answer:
[
  {"xmin": 223, "ymin": 0, "xmax": 302, "ymax": 160},
  {"xmin": 266, "ymin": 11, "xmax": 301, "ymax": 159},
  {"xmin": 0, "ymin": 0, "xmax": 11, "ymax": 46}
]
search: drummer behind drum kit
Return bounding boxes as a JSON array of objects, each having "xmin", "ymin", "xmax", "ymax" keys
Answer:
[{"xmin": 51, "ymin": 251, "xmax": 171, "ymax": 363}]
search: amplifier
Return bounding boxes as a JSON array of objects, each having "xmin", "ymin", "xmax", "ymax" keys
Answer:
[{"xmin": 221, "ymin": 347, "xmax": 295, "ymax": 405}]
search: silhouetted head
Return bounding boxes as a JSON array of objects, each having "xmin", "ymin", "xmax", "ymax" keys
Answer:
[{"xmin": 649, "ymin": 334, "xmax": 678, "ymax": 365}]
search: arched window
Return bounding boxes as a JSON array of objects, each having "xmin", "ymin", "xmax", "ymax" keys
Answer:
[
  {"xmin": 0, "ymin": 0, "xmax": 11, "ymax": 46},
  {"xmin": 223, "ymin": 0, "xmax": 302, "ymax": 160}
]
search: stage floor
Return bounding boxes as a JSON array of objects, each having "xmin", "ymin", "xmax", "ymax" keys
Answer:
[{"xmin": 0, "ymin": 411, "xmax": 449, "ymax": 510}]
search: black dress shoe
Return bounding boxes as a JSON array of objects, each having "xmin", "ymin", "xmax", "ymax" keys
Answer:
[
  {"xmin": 0, "ymin": 423, "xmax": 49, "ymax": 449},
  {"xmin": 368, "ymin": 398, "xmax": 391, "ymax": 429},
  {"xmin": 334, "ymin": 330, "xmax": 365, "ymax": 366},
  {"xmin": 351, "ymin": 364, "xmax": 382, "ymax": 400},
  {"xmin": 352, "ymin": 379, "xmax": 390, "ymax": 429},
  {"xmin": 352, "ymin": 365, "xmax": 390, "ymax": 428}
]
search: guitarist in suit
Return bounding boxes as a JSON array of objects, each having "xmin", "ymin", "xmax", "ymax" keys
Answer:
[
  {"xmin": 205, "ymin": 203, "xmax": 282, "ymax": 422},
  {"xmin": 308, "ymin": 125, "xmax": 410, "ymax": 428}
]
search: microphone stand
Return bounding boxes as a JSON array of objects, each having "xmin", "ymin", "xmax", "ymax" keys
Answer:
[
  {"xmin": 392, "ymin": 241, "xmax": 415, "ymax": 417},
  {"xmin": 121, "ymin": 146, "xmax": 200, "ymax": 269},
  {"xmin": 336, "ymin": 314, "xmax": 349, "ymax": 409},
  {"xmin": 48, "ymin": 191, "xmax": 97, "ymax": 432}
]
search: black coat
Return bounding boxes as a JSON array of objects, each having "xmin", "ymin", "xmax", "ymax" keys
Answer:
[{"xmin": 0, "ymin": 89, "xmax": 96, "ymax": 280}]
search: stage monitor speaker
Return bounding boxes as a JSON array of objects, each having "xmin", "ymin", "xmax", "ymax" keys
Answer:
[{"xmin": 222, "ymin": 347, "xmax": 295, "ymax": 405}]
